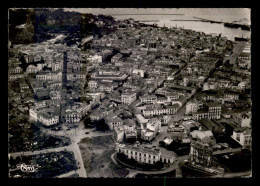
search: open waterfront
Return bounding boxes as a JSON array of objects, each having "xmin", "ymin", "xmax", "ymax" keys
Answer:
[
  {"xmin": 65, "ymin": 8, "xmax": 251, "ymax": 41},
  {"xmin": 113, "ymin": 14, "xmax": 250, "ymax": 41}
]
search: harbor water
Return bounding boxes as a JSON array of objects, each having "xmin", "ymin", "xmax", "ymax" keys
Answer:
[{"xmin": 113, "ymin": 13, "xmax": 251, "ymax": 41}]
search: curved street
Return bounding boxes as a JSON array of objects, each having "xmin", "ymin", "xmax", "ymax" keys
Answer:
[{"xmin": 111, "ymin": 152, "xmax": 189, "ymax": 178}]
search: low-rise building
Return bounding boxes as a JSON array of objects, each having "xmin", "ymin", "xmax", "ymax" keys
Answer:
[
  {"xmin": 231, "ymin": 127, "xmax": 251, "ymax": 149},
  {"xmin": 111, "ymin": 53, "xmax": 123, "ymax": 63},
  {"xmin": 39, "ymin": 112, "xmax": 59, "ymax": 126},
  {"xmin": 29, "ymin": 106, "xmax": 59, "ymax": 126},
  {"xmin": 105, "ymin": 115, "xmax": 123, "ymax": 130},
  {"xmin": 161, "ymin": 115, "xmax": 172, "ymax": 125},
  {"xmin": 116, "ymin": 143, "xmax": 174, "ymax": 164},
  {"xmin": 168, "ymin": 123, "xmax": 185, "ymax": 134},
  {"xmin": 199, "ymin": 119, "xmax": 225, "ymax": 134},
  {"xmin": 143, "ymin": 104, "xmax": 179, "ymax": 117},
  {"xmin": 141, "ymin": 118, "xmax": 161, "ymax": 141},
  {"xmin": 90, "ymin": 107, "xmax": 114, "ymax": 121},
  {"xmin": 232, "ymin": 112, "xmax": 251, "ymax": 128},
  {"xmin": 64, "ymin": 110, "xmax": 81, "ymax": 123},
  {"xmin": 9, "ymin": 66, "xmax": 23, "ymax": 74},
  {"xmin": 140, "ymin": 94, "xmax": 157, "ymax": 104},
  {"xmin": 190, "ymin": 130, "xmax": 216, "ymax": 145}
]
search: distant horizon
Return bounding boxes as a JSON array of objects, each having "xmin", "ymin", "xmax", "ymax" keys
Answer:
[
  {"xmin": 106, "ymin": 14, "xmax": 184, "ymax": 15},
  {"xmin": 64, "ymin": 8, "xmax": 250, "ymax": 25}
]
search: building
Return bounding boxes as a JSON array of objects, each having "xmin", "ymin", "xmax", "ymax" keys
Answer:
[
  {"xmin": 140, "ymin": 94, "xmax": 157, "ymax": 104},
  {"xmin": 231, "ymin": 127, "xmax": 251, "ymax": 149},
  {"xmin": 143, "ymin": 104, "xmax": 179, "ymax": 117},
  {"xmin": 19, "ymin": 82, "xmax": 30, "ymax": 91},
  {"xmin": 232, "ymin": 112, "xmax": 251, "ymax": 128},
  {"xmin": 168, "ymin": 123, "xmax": 185, "ymax": 134},
  {"xmin": 121, "ymin": 91, "xmax": 137, "ymax": 105},
  {"xmin": 186, "ymin": 99, "xmax": 203, "ymax": 115},
  {"xmin": 111, "ymin": 53, "xmax": 123, "ymax": 63},
  {"xmin": 114, "ymin": 126, "xmax": 125, "ymax": 143},
  {"xmin": 90, "ymin": 107, "xmax": 114, "ymax": 121},
  {"xmin": 125, "ymin": 130, "xmax": 138, "ymax": 142},
  {"xmin": 26, "ymin": 64, "xmax": 43, "ymax": 74},
  {"xmin": 88, "ymin": 80, "xmax": 98, "ymax": 89},
  {"xmin": 204, "ymin": 102, "xmax": 221, "ymax": 119},
  {"xmin": 105, "ymin": 115, "xmax": 123, "ymax": 130},
  {"xmin": 224, "ymin": 92, "xmax": 239, "ymax": 102},
  {"xmin": 238, "ymin": 52, "xmax": 250, "ymax": 60},
  {"xmin": 192, "ymin": 102, "xmax": 221, "ymax": 121},
  {"xmin": 38, "ymin": 112, "xmax": 59, "ymax": 126},
  {"xmin": 64, "ymin": 110, "xmax": 81, "ymax": 123},
  {"xmin": 136, "ymin": 114, "xmax": 149, "ymax": 125},
  {"xmin": 141, "ymin": 118, "xmax": 161, "ymax": 141},
  {"xmin": 161, "ymin": 115, "xmax": 172, "ymax": 125},
  {"xmin": 9, "ymin": 73, "xmax": 24, "ymax": 81},
  {"xmin": 9, "ymin": 66, "xmax": 23, "ymax": 74},
  {"xmin": 92, "ymin": 72, "xmax": 128, "ymax": 81},
  {"xmin": 172, "ymin": 95, "xmax": 186, "ymax": 108},
  {"xmin": 189, "ymin": 130, "xmax": 216, "ymax": 145},
  {"xmin": 199, "ymin": 119, "xmax": 225, "ymax": 134},
  {"xmin": 29, "ymin": 106, "xmax": 59, "ymax": 127},
  {"xmin": 189, "ymin": 141, "xmax": 213, "ymax": 167},
  {"xmin": 116, "ymin": 143, "xmax": 174, "ymax": 164},
  {"xmin": 88, "ymin": 54, "xmax": 102, "ymax": 64}
]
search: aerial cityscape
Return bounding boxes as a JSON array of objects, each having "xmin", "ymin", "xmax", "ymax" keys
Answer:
[{"xmin": 8, "ymin": 8, "xmax": 251, "ymax": 178}]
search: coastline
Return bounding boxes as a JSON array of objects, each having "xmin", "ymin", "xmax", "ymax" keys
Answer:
[{"xmin": 112, "ymin": 14, "xmax": 251, "ymax": 41}]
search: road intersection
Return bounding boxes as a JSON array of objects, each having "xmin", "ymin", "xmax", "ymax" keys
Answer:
[{"xmin": 9, "ymin": 121, "xmax": 113, "ymax": 178}]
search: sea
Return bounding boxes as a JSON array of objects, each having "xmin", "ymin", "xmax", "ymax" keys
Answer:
[
  {"xmin": 64, "ymin": 8, "xmax": 251, "ymax": 41},
  {"xmin": 112, "ymin": 14, "xmax": 251, "ymax": 41}
]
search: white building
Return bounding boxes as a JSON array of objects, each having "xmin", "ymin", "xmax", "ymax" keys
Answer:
[
  {"xmin": 143, "ymin": 104, "xmax": 179, "ymax": 117},
  {"xmin": 186, "ymin": 99, "xmax": 202, "ymax": 115},
  {"xmin": 88, "ymin": 80, "xmax": 98, "ymax": 89},
  {"xmin": 231, "ymin": 127, "xmax": 251, "ymax": 149},
  {"xmin": 114, "ymin": 126, "xmax": 125, "ymax": 142},
  {"xmin": 132, "ymin": 69, "xmax": 145, "ymax": 77},
  {"xmin": 140, "ymin": 94, "xmax": 157, "ymax": 104},
  {"xmin": 39, "ymin": 112, "xmax": 59, "ymax": 126},
  {"xmin": 116, "ymin": 143, "xmax": 174, "ymax": 164},
  {"xmin": 9, "ymin": 66, "xmax": 23, "ymax": 74},
  {"xmin": 64, "ymin": 110, "xmax": 81, "ymax": 123},
  {"xmin": 121, "ymin": 91, "xmax": 137, "ymax": 105},
  {"xmin": 141, "ymin": 118, "xmax": 161, "ymax": 142}
]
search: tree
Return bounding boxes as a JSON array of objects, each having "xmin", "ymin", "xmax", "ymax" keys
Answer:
[
  {"xmin": 159, "ymin": 141, "xmax": 165, "ymax": 147},
  {"xmin": 83, "ymin": 116, "xmax": 92, "ymax": 128},
  {"xmin": 94, "ymin": 118, "xmax": 109, "ymax": 131}
]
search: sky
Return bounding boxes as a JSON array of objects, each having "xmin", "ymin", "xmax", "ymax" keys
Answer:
[{"xmin": 63, "ymin": 8, "xmax": 250, "ymax": 24}]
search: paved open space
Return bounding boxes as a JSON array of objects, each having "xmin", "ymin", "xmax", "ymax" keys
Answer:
[{"xmin": 79, "ymin": 135, "xmax": 116, "ymax": 177}]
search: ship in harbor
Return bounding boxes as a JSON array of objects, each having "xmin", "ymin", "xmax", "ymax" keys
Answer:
[
  {"xmin": 224, "ymin": 22, "xmax": 251, "ymax": 31},
  {"xmin": 234, "ymin": 36, "xmax": 250, "ymax": 42},
  {"xmin": 192, "ymin": 17, "xmax": 251, "ymax": 31}
]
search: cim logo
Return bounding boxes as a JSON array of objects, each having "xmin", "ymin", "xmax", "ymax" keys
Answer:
[{"xmin": 16, "ymin": 163, "xmax": 41, "ymax": 173}]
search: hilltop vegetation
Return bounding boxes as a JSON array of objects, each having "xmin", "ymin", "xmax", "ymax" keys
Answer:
[{"xmin": 9, "ymin": 8, "xmax": 117, "ymax": 44}]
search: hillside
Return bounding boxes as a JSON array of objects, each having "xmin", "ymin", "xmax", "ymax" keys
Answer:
[{"xmin": 8, "ymin": 8, "xmax": 118, "ymax": 44}]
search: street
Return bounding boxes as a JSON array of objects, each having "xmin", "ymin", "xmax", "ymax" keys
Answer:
[
  {"xmin": 10, "ymin": 120, "xmax": 114, "ymax": 178},
  {"xmin": 210, "ymin": 170, "xmax": 251, "ymax": 178},
  {"xmin": 124, "ymin": 155, "xmax": 189, "ymax": 178}
]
